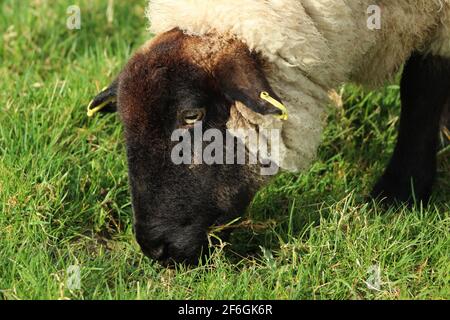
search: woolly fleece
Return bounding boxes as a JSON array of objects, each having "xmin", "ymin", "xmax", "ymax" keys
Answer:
[{"xmin": 146, "ymin": 0, "xmax": 450, "ymax": 172}]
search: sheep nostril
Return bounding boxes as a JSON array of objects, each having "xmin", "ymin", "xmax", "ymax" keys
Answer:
[{"xmin": 149, "ymin": 244, "xmax": 166, "ymax": 260}]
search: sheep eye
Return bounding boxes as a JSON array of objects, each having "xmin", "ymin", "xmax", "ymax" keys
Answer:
[{"xmin": 181, "ymin": 109, "xmax": 205, "ymax": 126}]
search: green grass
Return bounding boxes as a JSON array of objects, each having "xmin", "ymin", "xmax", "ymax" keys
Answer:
[{"xmin": 0, "ymin": 0, "xmax": 449, "ymax": 300}]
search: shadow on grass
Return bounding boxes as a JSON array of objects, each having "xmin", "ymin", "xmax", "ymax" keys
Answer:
[{"xmin": 222, "ymin": 85, "xmax": 449, "ymax": 265}]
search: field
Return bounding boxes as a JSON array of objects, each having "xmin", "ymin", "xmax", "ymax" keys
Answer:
[{"xmin": 0, "ymin": 0, "xmax": 449, "ymax": 300}]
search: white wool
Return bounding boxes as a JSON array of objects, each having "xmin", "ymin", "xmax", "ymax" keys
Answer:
[{"xmin": 146, "ymin": 0, "xmax": 450, "ymax": 172}]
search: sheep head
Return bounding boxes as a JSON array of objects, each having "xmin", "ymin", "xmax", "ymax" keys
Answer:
[{"xmin": 91, "ymin": 28, "xmax": 284, "ymax": 265}]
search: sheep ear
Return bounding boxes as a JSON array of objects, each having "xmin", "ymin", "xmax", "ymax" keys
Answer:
[
  {"xmin": 87, "ymin": 78, "xmax": 119, "ymax": 117},
  {"xmin": 215, "ymin": 51, "xmax": 285, "ymax": 118}
]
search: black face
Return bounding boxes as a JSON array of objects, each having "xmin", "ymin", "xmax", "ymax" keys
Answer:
[
  {"xmin": 92, "ymin": 29, "xmax": 283, "ymax": 265},
  {"xmin": 122, "ymin": 85, "xmax": 261, "ymax": 265}
]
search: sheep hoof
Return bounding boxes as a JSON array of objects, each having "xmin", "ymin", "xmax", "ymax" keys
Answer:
[{"xmin": 370, "ymin": 174, "xmax": 433, "ymax": 207}]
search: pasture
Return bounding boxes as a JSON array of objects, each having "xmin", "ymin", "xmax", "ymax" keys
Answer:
[{"xmin": 0, "ymin": 0, "xmax": 449, "ymax": 300}]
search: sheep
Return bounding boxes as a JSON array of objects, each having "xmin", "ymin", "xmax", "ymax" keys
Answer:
[{"xmin": 89, "ymin": 0, "xmax": 450, "ymax": 264}]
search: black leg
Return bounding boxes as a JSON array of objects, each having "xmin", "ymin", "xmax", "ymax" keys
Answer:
[{"xmin": 372, "ymin": 53, "xmax": 450, "ymax": 204}]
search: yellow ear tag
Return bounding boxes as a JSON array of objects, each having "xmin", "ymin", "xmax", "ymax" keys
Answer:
[
  {"xmin": 87, "ymin": 87, "xmax": 116, "ymax": 118},
  {"xmin": 260, "ymin": 91, "xmax": 288, "ymax": 121},
  {"xmin": 87, "ymin": 97, "xmax": 116, "ymax": 117}
]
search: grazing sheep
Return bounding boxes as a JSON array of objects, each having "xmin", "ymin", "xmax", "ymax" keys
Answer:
[{"xmin": 89, "ymin": 0, "xmax": 450, "ymax": 264}]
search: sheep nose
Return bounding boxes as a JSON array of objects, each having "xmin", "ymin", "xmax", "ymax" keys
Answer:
[
  {"xmin": 149, "ymin": 244, "xmax": 166, "ymax": 260},
  {"xmin": 141, "ymin": 242, "xmax": 168, "ymax": 261}
]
